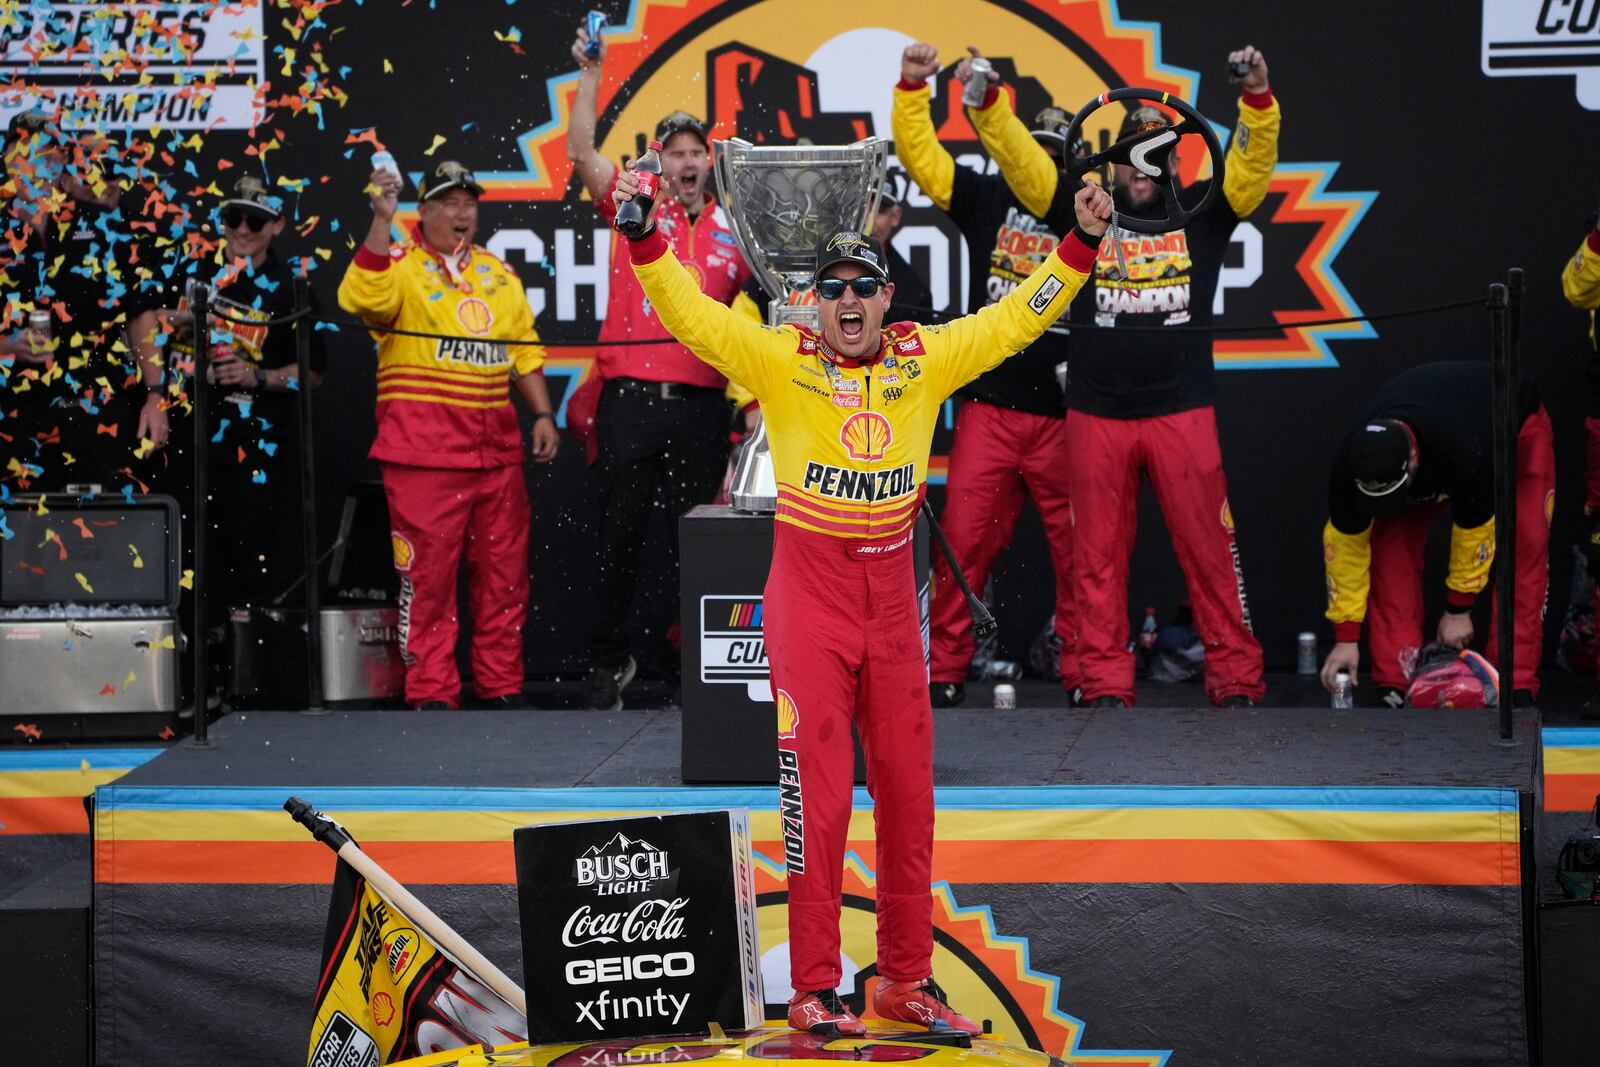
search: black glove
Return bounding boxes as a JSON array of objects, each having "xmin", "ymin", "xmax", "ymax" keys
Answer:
[{"xmin": 1583, "ymin": 514, "xmax": 1600, "ymax": 583}]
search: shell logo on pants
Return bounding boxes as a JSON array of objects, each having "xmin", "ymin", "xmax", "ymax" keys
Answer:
[
  {"xmin": 776, "ymin": 688, "xmax": 799, "ymax": 739},
  {"xmin": 392, "ymin": 533, "xmax": 415, "ymax": 572},
  {"xmin": 839, "ymin": 411, "xmax": 891, "ymax": 460},
  {"xmin": 456, "ymin": 297, "xmax": 494, "ymax": 336}
]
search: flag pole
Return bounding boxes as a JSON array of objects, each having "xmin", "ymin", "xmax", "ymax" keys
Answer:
[{"xmin": 285, "ymin": 795, "xmax": 528, "ymax": 1017}]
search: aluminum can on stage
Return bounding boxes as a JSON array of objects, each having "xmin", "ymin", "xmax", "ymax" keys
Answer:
[
  {"xmin": 585, "ymin": 10, "xmax": 607, "ymax": 56},
  {"xmin": 1297, "ymin": 631, "xmax": 1318, "ymax": 675},
  {"xmin": 28, "ymin": 309, "xmax": 51, "ymax": 339},
  {"xmin": 992, "ymin": 682, "xmax": 1016, "ymax": 710},
  {"xmin": 962, "ymin": 58, "xmax": 993, "ymax": 108},
  {"xmin": 1331, "ymin": 670, "xmax": 1354, "ymax": 710}
]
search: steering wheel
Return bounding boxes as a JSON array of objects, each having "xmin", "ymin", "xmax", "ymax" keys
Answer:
[{"xmin": 1060, "ymin": 87, "xmax": 1226, "ymax": 235}]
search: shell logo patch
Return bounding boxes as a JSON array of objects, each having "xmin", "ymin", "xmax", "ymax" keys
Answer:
[
  {"xmin": 839, "ymin": 411, "xmax": 891, "ymax": 460},
  {"xmin": 776, "ymin": 688, "xmax": 799, "ymax": 740},
  {"xmin": 1220, "ymin": 499, "xmax": 1235, "ymax": 532},
  {"xmin": 391, "ymin": 533, "xmax": 415, "ymax": 572},
  {"xmin": 456, "ymin": 297, "xmax": 494, "ymax": 336}
]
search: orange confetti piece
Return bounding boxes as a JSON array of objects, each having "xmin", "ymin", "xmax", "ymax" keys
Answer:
[
  {"xmin": 99, "ymin": 684, "xmax": 117, "ymax": 695},
  {"xmin": 12, "ymin": 723, "xmax": 42, "ymax": 741},
  {"xmin": 97, "ymin": 422, "xmax": 118, "ymax": 436},
  {"xmin": 73, "ymin": 518, "xmax": 94, "ymax": 539},
  {"xmin": 157, "ymin": 726, "xmax": 176, "ymax": 740}
]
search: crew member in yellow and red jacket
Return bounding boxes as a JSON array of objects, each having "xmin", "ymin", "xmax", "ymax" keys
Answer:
[
  {"xmin": 970, "ymin": 45, "xmax": 1278, "ymax": 708},
  {"xmin": 1319, "ymin": 362, "xmax": 1552, "ymax": 707},
  {"xmin": 894, "ymin": 42, "xmax": 1084, "ymax": 709},
  {"xmin": 1563, "ymin": 214, "xmax": 1600, "ymax": 633},
  {"xmin": 338, "ymin": 160, "xmax": 560, "ymax": 711},
  {"xmin": 612, "ymin": 164, "xmax": 1111, "ymax": 1038}
]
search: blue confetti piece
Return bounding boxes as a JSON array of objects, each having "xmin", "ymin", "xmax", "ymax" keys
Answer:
[
  {"xmin": 211, "ymin": 418, "xmax": 231, "ymax": 443},
  {"xmin": 252, "ymin": 470, "xmax": 268, "ymax": 484},
  {"xmin": 259, "ymin": 440, "xmax": 278, "ymax": 457}
]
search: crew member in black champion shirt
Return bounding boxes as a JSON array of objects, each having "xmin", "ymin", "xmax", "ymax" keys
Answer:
[
  {"xmin": 894, "ymin": 42, "xmax": 1082, "ymax": 707},
  {"xmin": 873, "ymin": 173, "xmax": 934, "ymax": 324},
  {"xmin": 971, "ymin": 44, "xmax": 1279, "ymax": 708},
  {"xmin": 1320, "ymin": 362, "xmax": 1552, "ymax": 707},
  {"xmin": 131, "ymin": 175, "xmax": 328, "ymax": 618}
]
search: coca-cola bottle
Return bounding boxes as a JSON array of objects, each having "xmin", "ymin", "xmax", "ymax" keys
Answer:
[{"xmin": 614, "ymin": 139, "xmax": 663, "ymax": 239}]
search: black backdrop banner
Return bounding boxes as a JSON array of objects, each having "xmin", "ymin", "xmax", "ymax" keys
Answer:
[{"xmin": 18, "ymin": 0, "xmax": 1593, "ymax": 678}]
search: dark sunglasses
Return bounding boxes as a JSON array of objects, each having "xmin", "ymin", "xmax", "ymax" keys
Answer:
[
  {"xmin": 221, "ymin": 209, "xmax": 271, "ymax": 233},
  {"xmin": 817, "ymin": 277, "xmax": 884, "ymax": 300}
]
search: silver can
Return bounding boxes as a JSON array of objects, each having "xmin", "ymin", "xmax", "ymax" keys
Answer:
[
  {"xmin": 1296, "ymin": 631, "xmax": 1318, "ymax": 675},
  {"xmin": 992, "ymin": 682, "xmax": 1016, "ymax": 710},
  {"xmin": 585, "ymin": 10, "xmax": 608, "ymax": 57},
  {"xmin": 1331, "ymin": 670, "xmax": 1354, "ymax": 710},
  {"xmin": 962, "ymin": 57, "xmax": 993, "ymax": 108},
  {"xmin": 28, "ymin": 308, "xmax": 51, "ymax": 339}
]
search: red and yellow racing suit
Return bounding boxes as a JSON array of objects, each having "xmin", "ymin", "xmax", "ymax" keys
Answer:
[
  {"xmin": 338, "ymin": 229, "xmax": 545, "ymax": 707},
  {"xmin": 625, "ymin": 221, "xmax": 1096, "ymax": 993}
]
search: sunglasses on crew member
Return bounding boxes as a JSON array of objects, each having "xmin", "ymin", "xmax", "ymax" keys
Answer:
[
  {"xmin": 221, "ymin": 209, "xmax": 270, "ymax": 233},
  {"xmin": 817, "ymin": 277, "xmax": 885, "ymax": 300}
]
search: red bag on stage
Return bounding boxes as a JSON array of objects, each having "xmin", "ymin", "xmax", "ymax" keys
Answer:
[{"xmin": 1404, "ymin": 645, "xmax": 1500, "ymax": 708}]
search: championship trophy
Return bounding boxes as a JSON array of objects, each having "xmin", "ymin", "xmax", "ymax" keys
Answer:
[{"xmin": 714, "ymin": 137, "xmax": 888, "ymax": 512}]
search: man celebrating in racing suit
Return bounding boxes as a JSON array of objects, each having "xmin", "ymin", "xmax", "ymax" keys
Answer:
[
  {"xmin": 611, "ymin": 167, "xmax": 1111, "ymax": 1036},
  {"xmin": 1563, "ymin": 210, "xmax": 1600, "ymax": 656},
  {"xmin": 894, "ymin": 42, "xmax": 1083, "ymax": 708},
  {"xmin": 339, "ymin": 160, "xmax": 560, "ymax": 710},
  {"xmin": 970, "ymin": 46, "xmax": 1277, "ymax": 707},
  {"xmin": 1319, "ymin": 362, "xmax": 1552, "ymax": 707}
]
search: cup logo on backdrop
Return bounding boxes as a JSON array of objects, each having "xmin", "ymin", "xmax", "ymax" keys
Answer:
[
  {"xmin": 1482, "ymin": 0, "xmax": 1600, "ymax": 109},
  {"xmin": 473, "ymin": 0, "xmax": 1373, "ymax": 378}
]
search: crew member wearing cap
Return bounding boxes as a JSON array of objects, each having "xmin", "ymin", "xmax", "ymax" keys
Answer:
[
  {"xmin": 965, "ymin": 44, "xmax": 1278, "ymax": 708},
  {"xmin": 569, "ymin": 22, "xmax": 754, "ymax": 709},
  {"xmin": 873, "ymin": 173, "xmax": 934, "ymax": 322},
  {"xmin": 1320, "ymin": 362, "xmax": 1553, "ymax": 706},
  {"xmin": 895, "ymin": 43, "xmax": 1085, "ymax": 708},
  {"xmin": 338, "ymin": 160, "xmax": 560, "ymax": 710},
  {"xmin": 1561, "ymin": 206, "xmax": 1600, "ymax": 650},
  {"xmin": 0, "ymin": 109, "xmax": 163, "ymax": 493},
  {"xmin": 128, "ymin": 175, "xmax": 329, "ymax": 619},
  {"xmin": 613, "ymin": 162, "xmax": 1111, "ymax": 1037}
]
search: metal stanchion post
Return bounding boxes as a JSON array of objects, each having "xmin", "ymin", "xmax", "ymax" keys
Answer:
[
  {"xmin": 187, "ymin": 280, "xmax": 213, "ymax": 748},
  {"xmin": 1489, "ymin": 278, "xmax": 1514, "ymax": 742},
  {"xmin": 294, "ymin": 278, "xmax": 326, "ymax": 714}
]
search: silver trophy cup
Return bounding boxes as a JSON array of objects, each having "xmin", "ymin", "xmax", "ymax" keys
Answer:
[{"xmin": 714, "ymin": 137, "xmax": 888, "ymax": 511}]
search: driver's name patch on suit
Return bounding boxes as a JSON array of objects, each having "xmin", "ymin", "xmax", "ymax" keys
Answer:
[{"xmin": 1029, "ymin": 277, "xmax": 1065, "ymax": 314}]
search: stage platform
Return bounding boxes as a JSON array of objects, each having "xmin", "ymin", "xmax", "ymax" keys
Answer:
[{"xmin": 81, "ymin": 696, "xmax": 1543, "ymax": 1067}]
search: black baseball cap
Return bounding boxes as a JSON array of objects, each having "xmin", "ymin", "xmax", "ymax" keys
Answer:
[
  {"xmin": 1118, "ymin": 104, "xmax": 1169, "ymax": 141},
  {"xmin": 219, "ymin": 175, "xmax": 283, "ymax": 220},
  {"xmin": 654, "ymin": 110, "xmax": 709, "ymax": 149},
  {"xmin": 418, "ymin": 160, "xmax": 485, "ymax": 202},
  {"xmin": 1340, "ymin": 421, "xmax": 1414, "ymax": 516},
  {"xmin": 877, "ymin": 171, "xmax": 907, "ymax": 210},
  {"xmin": 813, "ymin": 232, "xmax": 889, "ymax": 283},
  {"xmin": 5, "ymin": 108, "xmax": 48, "ymax": 145}
]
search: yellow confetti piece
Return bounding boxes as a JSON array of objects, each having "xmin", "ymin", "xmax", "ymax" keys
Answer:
[
  {"xmin": 150, "ymin": 635, "xmax": 176, "ymax": 651},
  {"xmin": 129, "ymin": 545, "xmax": 144, "ymax": 569},
  {"xmin": 34, "ymin": 497, "xmax": 48, "ymax": 515},
  {"xmin": 75, "ymin": 573, "xmax": 94, "ymax": 594},
  {"xmin": 315, "ymin": 247, "xmax": 332, "ymax": 261},
  {"xmin": 122, "ymin": 670, "xmax": 136, "ymax": 691},
  {"xmin": 180, "ymin": 569, "xmax": 194, "ymax": 590},
  {"xmin": 80, "ymin": 759, "xmax": 91, "ymax": 772},
  {"xmin": 422, "ymin": 134, "xmax": 447, "ymax": 157},
  {"xmin": 132, "ymin": 437, "xmax": 154, "ymax": 460},
  {"xmin": 383, "ymin": 58, "xmax": 394, "ymax": 74}
]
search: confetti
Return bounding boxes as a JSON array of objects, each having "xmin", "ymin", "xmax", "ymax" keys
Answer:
[
  {"xmin": 74, "ymin": 572, "xmax": 94, "ymax": 594},
  {"xmin": 422, "ymin": 134, "xmax": 447, "ymax": 157},
  {"xmin": 129, "ymin": 544, "xmax": 144, "ymax": 569},
  {"xmin": 180, "ymin": 569, "xmax": 194, "ymax": 590}
]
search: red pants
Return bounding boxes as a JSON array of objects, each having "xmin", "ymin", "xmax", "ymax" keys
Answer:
[
  {"xmin": 930, "ymin": 401, "xmax": 1078, "ymax": 689},
  {"xmin": 1586, "ymin": 416, "xmax": 1600, "ymax": 677},
  {"xmin": 381, "ymin": 462, "xmax": 530, "ymax": 707},
  {"xmin": 1366, "ymin": 408, "xmax": 1554, "ymax": 695},
  {"xmin": 1066, "ymin": 407, "xmax": 1264, "ymax": 706},
  {"xmin": 766, "ymin": 523, "xmax": 933, "ymax": 992}
]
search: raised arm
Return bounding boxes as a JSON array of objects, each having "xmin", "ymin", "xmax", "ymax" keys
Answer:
[
  {"xmin": 927, "ymin": 185, "xmax": 1108, "ymax": 393},
  {"xmin": 567, "ymin": 23, "xmax": 619, "ymax": 203},
  {"xmin": 892, "ymin": 43, "xmax": 957, "ymax": 212},
  {"xmin": 615, "ymin": 171, "xmax": 786, "ymax": 397},
  {"xmin": 964, "ymin": 50, "xmax": 1058, "ymax": 218},
  {"xmin": 338, "ymin": 168, "xmax": 404, "ymax": 324},
  {"xmin": 1221, "ymin": 45, "xmax": 1279, "ymax": 219}
]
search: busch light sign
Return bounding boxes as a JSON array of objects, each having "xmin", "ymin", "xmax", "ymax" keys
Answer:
[{"xmin": 515, "ymin": 810, "xmax": 763, "ymax": 1042}]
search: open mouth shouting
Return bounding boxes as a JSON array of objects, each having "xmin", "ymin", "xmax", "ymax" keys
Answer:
[{"xmin": 838, "ymin": 309, "xmax": 865, "ymax": 345}]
